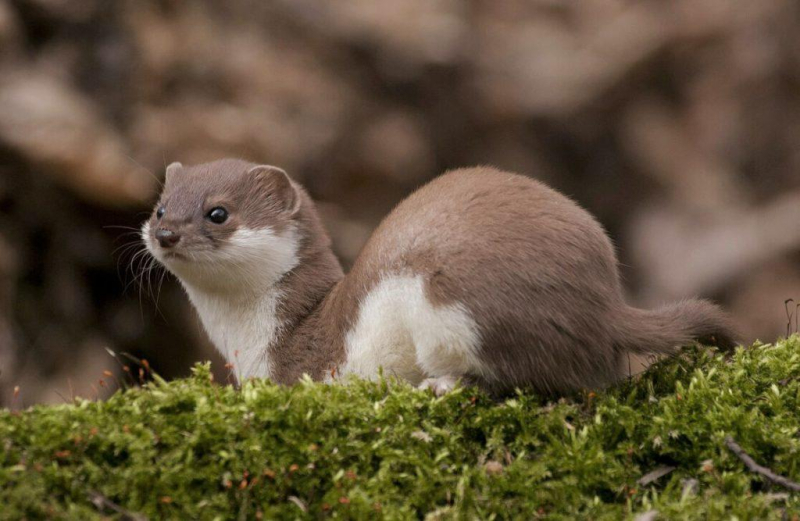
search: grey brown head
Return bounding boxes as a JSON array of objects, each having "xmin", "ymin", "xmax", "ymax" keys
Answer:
[{"xmin": 143, "ymin": 159, "xmax": 303, "ymax": 292}]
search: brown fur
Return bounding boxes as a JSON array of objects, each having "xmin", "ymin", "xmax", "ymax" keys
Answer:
[
  {"xmin": 147, "ymin": 160, "xmax": 736, "ymax": 396},
  {"xmin": 148, "ymin": 159, "xmax": 346, "ymax": 378}
]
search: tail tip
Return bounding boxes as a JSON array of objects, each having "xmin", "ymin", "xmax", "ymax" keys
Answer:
[{"xmin": 685, "ymin": 298, "xmax": 739, "ymax": 350}]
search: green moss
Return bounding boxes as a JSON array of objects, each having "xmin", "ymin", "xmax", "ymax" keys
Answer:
[{"xmin": 2, "ymin": 338, "xmax": 800, "ymax": 520}]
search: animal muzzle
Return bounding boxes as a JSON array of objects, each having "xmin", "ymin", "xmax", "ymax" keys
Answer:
[{"xmin": 155, "ymin": 228, "xmax": 181, "ymax": 248}]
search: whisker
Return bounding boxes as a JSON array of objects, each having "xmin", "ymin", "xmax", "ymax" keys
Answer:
[
  {"xmin": 112, "ymin": 239, "xmax": 146, "ymax": 257},
  {"xmin": 155, "ymin": 267, "xmax": 169, "ymax": 312},
  {"xmin": 123, "ymin": 248, "xmax": 154, "ymax": 297},
  {"xmin": 125, "ymin": 154, "xmax": 163, "ymax": 189},
  {"xmin": 103, "ymin": 225, "xmax": 145, "ymax": 231}
]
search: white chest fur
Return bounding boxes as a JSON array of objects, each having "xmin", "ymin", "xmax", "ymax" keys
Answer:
[
  {"xmin": 340, "ymin": 274, "xmax": 486, "ymax": 385},
  {"xmin": 145, "ymin": 224, "xmax": 300, "ymax": 381},
  {"xmin": 184, "ymin": 287, "xmax": 282, "ymax": 380}
]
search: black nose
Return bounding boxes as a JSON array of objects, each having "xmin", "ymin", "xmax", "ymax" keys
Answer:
[{"xmin": 155, "ymin": 228, "xmax": 180, "ymax": 248}]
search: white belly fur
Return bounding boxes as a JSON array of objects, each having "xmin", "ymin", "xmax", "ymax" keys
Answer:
[{"xmin": 340, "ymin": 274, "xmax": 486, "ymax": 385}]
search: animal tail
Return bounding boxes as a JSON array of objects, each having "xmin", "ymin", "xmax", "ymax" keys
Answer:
[{"xmin": 615, "ymin": 299, "xmax": 738, "ymax": 356}]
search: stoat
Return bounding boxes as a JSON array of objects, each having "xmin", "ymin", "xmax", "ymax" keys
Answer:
[{"xmin": 143, "ymin": 159, "xmax": 735, "ymax": 395}]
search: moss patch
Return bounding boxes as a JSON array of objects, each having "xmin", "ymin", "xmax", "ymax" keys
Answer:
[{"xmin": 2, "ymin": 338, "xmax": 800, "ymax": 520}]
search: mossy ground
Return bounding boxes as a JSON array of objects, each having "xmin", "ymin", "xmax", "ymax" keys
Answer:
[{"xmin": 2, "ymin": 338, "xmax": 800, "ymax": 520}]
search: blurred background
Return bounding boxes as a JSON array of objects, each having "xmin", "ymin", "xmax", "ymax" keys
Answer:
[{"xmin": 1, "ymin": 0, "xmax": 799, "ymax": 407}]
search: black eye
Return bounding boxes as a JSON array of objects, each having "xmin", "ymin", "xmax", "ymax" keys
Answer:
[
  {"xmin": 207, "ymin": 207, "xmax": 228, "ymax": 224},
  {"xmin": 156, "ymin": 206, "xmax": 165, "ymax": 219}
]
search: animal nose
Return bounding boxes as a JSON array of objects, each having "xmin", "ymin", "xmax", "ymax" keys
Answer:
[{"xmin": 155, "ymin": 228, "xmax": 180, "ymax": 248}]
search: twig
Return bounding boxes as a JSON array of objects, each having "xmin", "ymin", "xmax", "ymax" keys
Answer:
[
  {"xmin": 637, "ymin": 465, "xmax": 675, "ymax": 486},
  {"xmin": 88, "ymin": 491, "xmax": 148, "ymax": 521},
  {"xmin": 724, "ymin": 436, "xmax": 800, "ymax": 492},
  {"xmin": 634, "ymin": 512, "xmax": 658, "ymax": 521}
]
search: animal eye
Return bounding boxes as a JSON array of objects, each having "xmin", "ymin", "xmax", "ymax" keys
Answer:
[
  {"xmin": 207, "ymin": 207, "xmax": 229, "ymax": 224},
  {"xmin": 156, "ymin": 206, "xmax": 165, "ymax": 219}
]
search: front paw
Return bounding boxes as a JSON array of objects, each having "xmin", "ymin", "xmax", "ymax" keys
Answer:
[{"xmin": 418, "ymin": 376, "xmax": 460, "ymax": 397}]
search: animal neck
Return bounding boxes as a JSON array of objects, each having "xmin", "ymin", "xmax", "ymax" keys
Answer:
[
  {"xmin": 183, "ymin": 278, "xmax": 286, "ymax": 381},
  {"xmin": 267, "ymin": 245, "xmax": 347, "ymax": 383},
  {"xmin": 182, "ymin": 229, "xmax": 346, "ymax": 383}
]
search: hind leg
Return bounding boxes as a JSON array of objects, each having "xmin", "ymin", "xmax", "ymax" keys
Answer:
[
  {"xmin": 409, "ymin": 297, "xmax": 489, "ymax": 393},
  {"xmin": 344, "ymin": 274, "xmax": 489, "ymax": 389},
  {"xmin": 418, "ymin": 376, "xmax": 460, "ymax": 396},
  {"xmin": 418, "ymin": 374, "xmax": 498, "ymax": 396}
]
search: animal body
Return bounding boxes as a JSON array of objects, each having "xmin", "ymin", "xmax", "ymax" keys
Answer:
[{"xmin": 143, "ymin": 159, "xmax": 735, "ymax": 396}]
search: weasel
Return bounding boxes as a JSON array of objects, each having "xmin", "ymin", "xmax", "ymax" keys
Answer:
[{"xmin": 142, "ymin": 159, "xmax": 735, "ymax": 396}]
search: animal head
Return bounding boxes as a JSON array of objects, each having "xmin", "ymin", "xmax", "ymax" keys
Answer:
[{"xmin": 143, "ymin": 159, "xmax": 301, "ymax": 293}]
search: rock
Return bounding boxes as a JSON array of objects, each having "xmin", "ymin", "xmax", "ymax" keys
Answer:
[
  {"xmin": 275, "ymin": 0, "xmax": 468, "ymax": 76},
  {"xmin": 15, "ymin": 0, "xmax": 98, "ymax": 24},
  {"xmin": 356, "ymin": 111, "xmax": 434, "ymax": 183},
  {"xmin": 0, "ymin": 70, "xmax": 156, "ymax": 207},
  {"xmin": 0, "ymin": 0, "xmax": 22, "ymax": 60}
]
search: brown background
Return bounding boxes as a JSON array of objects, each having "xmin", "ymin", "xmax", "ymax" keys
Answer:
[{"xmin": 1, "ymin": 0, "xmax": 799, "ymax": 407}]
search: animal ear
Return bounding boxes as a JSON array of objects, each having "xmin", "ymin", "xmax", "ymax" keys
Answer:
[
  {"xmin": 247, "ymin": 165, "xmax": 300, "ymax": 215},
  {"xmin": 165, "ymin": 161, "xmax": 183, "ymax": 182}
]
